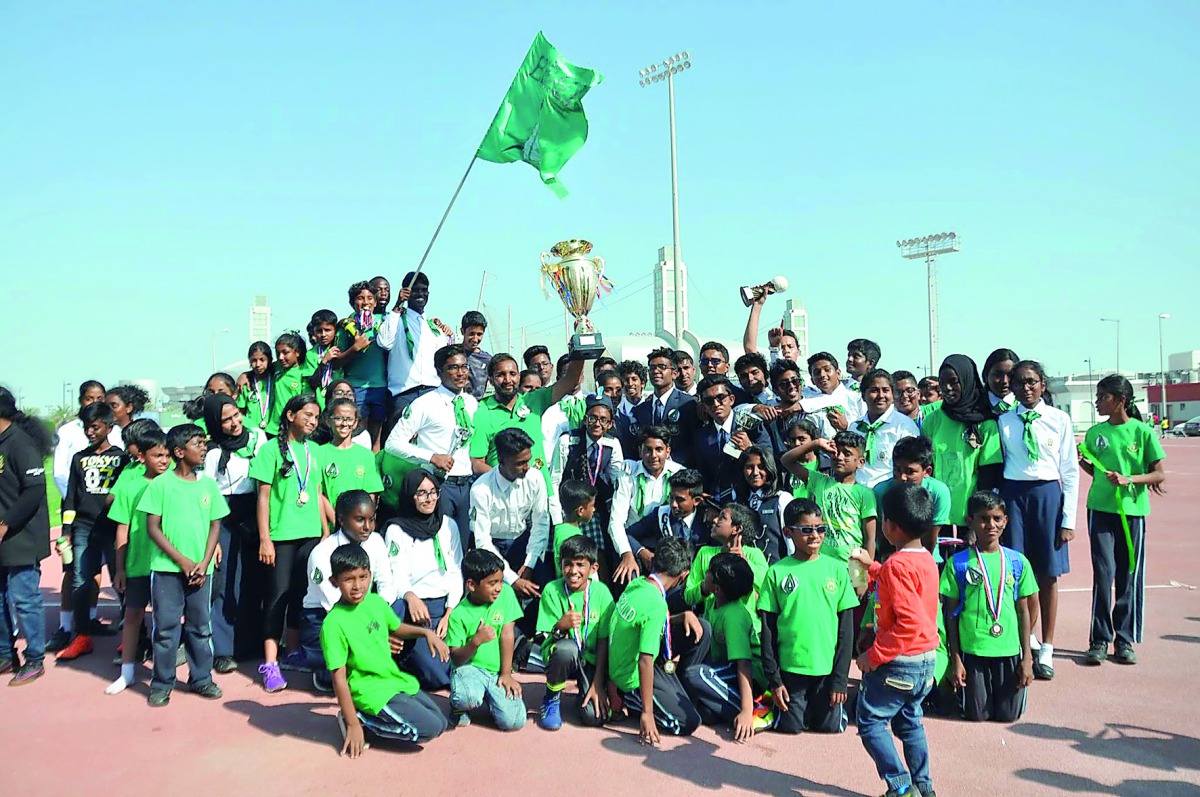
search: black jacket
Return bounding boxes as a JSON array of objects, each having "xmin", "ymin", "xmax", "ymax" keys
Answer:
[
  {"xmin": 0, "ymin": 424, "xmax": 51, "ymax": 566},
  {"xmin": 630, "ymin": 388, "xmax": 700, "ymax": 468}
]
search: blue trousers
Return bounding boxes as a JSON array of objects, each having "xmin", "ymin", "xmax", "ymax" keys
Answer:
[
  {"xmin": 0, "ymin": 564, "xmax": 45, "ymax": 665},
  {"xmin": 150, "ymin": 572, "xmax": 214, "ymax": 692},
  {"xmin": 857, "ymin": 651, "xmax": 936, "ymax": 796},
  {"xmin": 394, "ymin": 595, "xmax": 451, "ymax": 691},
  {"xmin": 450, "ymin": 664, "xmax": 527, "ymax": 730}
]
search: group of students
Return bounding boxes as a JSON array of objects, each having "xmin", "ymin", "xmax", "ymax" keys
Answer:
[{"xmin": 0, "ymin": 273, "xmax": 1168, "ymax": 797}]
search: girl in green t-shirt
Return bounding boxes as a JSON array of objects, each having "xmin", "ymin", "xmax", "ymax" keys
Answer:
[
  {"xmin": 305, "ymin": 309, "xmax": 342, "ymax": 405},
  {"xmin": 237, "ymin": 341, "xmax": 274, "ymax": 433},
  {"xmin": 250, "ymin": 394, "xmax": 328, "ymax": 693},
  {"xmin": 1080, "ymin": 375, "xmax": 1166, "ymax": 666},
  {"xmin": 318, "ymin": 399, "xmax": 384, "ymax": 523},
  {"xmin": 265, "ymin": 332, "xmax": 315, "ymax": 438}
]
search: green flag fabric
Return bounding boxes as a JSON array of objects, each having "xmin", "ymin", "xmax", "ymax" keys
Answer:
[{"xmin": 476, "ymin": 32, "xmax": 603, "ymax": 197}]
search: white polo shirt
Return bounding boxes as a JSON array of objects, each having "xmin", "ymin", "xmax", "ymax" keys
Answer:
[
  {"xmin": 852, "ymin": 405, "xmax": 920, "ymax": 488},
  {"xmin": 998, "ymin": 400, "xmax": 1080, "ymax": 529},
  {"xmin": 469, "ymin": 467, "xmax": 550, "ymax": 583},
  {"xmin": 303, "ymin": 531, "xmax": 396, "ymax": 611},
  {"xmin": 384, "ymin": 385, "xmax": 477, "ymax": 477}
]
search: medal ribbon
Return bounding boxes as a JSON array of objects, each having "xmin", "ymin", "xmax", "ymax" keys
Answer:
[
  {"xmin": 568, "ymin": 583, "xmax": 591, "ymax": 648},
  {"xmin": 254, "ymin": 376, "xmax": 270, "ymax": 426},
  {"xmin": 316, "ymin": 345, "xmax": 332, "ymax": 388},
  {"xmin": 1079, "ymin": 442, "xmax": 1136, "ymax": 574},
  {"xmin": 289, "ymin": 440, "xmax": 312, "ymax": 499},
  {"xmin": 648, "ymin": 574, "xmax": 672, "ymax": 662},
  {"xmin": 587, "ymin": 443, "xmax": 603, "ymax": 486},
  {"xmin": 974, "ymin": 547, "xmax": 1006, "ymax": 628}
]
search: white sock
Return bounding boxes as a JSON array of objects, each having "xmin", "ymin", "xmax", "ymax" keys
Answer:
[
  {"xmin": 89, "ymin": 607, "xmax": 98, "ymax": 621},
  {"xmin": 104, "ymin": 676, "xmax": 129, "ymax": 695},
  {"xmin": 1029, "ymin": 634, "xmax": 1040, "ymax": 651},
  {"xmin": 61, "ymin": 613, "xmax": 74, "ymax": 633},
  {"xmin": 1039, "ymin": 643, "xmax": 1054, "ymax": 664}
]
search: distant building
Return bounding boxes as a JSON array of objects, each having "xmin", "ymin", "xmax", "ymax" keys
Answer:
[
  {"xmin": 250, "ymin": 295, "xmax": 271, "ymax": 345},
  {"xmin": 780, "ymin": 298, "xmax": 810, "ymax": 363},
  {"xmin": 1147, "ymin": 383, "xmax": 1200, "ymax": 426}
]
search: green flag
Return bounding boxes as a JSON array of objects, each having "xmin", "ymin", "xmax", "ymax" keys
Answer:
[{"xmin": 476, "ymin": 32, "xmax": 603, "ymax": 197}]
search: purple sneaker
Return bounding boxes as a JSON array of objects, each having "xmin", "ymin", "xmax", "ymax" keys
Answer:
[
  {"xmin": 279, "ymin": 650, "xmax": 312, "ymax": 673},
  {"xmin": 258, "ymin": 662, "xmax": 287, "ymax": 692},
  {"xmin": 8, "ymin": 661, "xmax": 45, "ymax": 687}
]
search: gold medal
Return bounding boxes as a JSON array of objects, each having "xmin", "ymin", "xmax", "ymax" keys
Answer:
[
  {"xmin": 663, "ymin": 660, "xmax": 677, "ymax": 675},
  {"xmin": 260, "ymin": 420, "xmax": 267, "ymax": 429},
  {"xmin": 990, "ymin": 622, "xmax": 1003, "ymax": 638},
  {"xmin": 297, "ymin": 489, "xmax": 310, "ymax": 506}
]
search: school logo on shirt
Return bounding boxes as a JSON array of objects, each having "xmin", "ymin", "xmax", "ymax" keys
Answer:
[
  {"xmin": 382, "ymin": 474, "xmax": 393, "ymax": 489},
  {"xmin": 824, "ymin": 578, "xmax": 838, "ymax": 594},
  {"xmin": 966, "ymin": 567, "xmax": 983, "ymax": 586},
  {"xmin": 617, "ymin": 600, "xmax": 636, "ymax": 622},
  {"xmin": 532, "ymin": 458, "xmax": 544, "ymax": 470},
  {"xmin": 325, "ymin": 463, "xmax": 340, "ymax": 477},
  {"xmin": 0, "ymin": 455, "xmax": 6, "ymax": 475},
  {"xmin": 367, "ymin": 620, "xmax": 381, "ymax": 634},
  {"xmin": 1126, "ymin": 441, "xmax": 1140, "ymax": 455},
  {"xmin": 1094, "ymin": 434, "xmax": 1109, "ymax": 452},
  {"xmin": 402, "ymin": 405, "xmax": 413, "ymax": 419},
  {"xmin": 388, "ymin": 541, "xmax": 400, "ymax": 557},
  {"xmin": 312, "ymin": 568, "xmax": 323, "ymax": 584},
  {"xmin": 490, "ymin": 610, "xmax": 504, "ymax": 625},
  {"xmin": 470, "ymin": 506, "xmax": 478, "ymax": 522},
  {"xmin": 201, "ymin": 495, "xmax": 211, "ymax": 507},
  {"xmin": 515, "ymin": 405, "xmax": 531, "ymax": 419},
  {"xmin": 355, "ymin": 465, "xmax": 366, "ymax": 478},
  {"xmin": 667, "ymin": 408, "xmax": 680, "ymax": 423},
  {"xmin": 781, "ymin": 574, "xmax": 798, "ymax": 594}
]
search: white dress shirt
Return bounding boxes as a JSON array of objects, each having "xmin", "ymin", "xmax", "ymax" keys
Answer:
[
  {"xmin": 384, "ymin": 517, "xmax": 464, "ymax": 609},
  {"xmin": 608, "ymin": 459, "xmax": 684, "ymax": 556},
  {"xmin": 541, "ymin": 389, "xmax": 585, "ymax": 451},
  {"xmin": 853, "ymin": 406, "xmax": 920, "ymax": 488},
  {"xmin": 548, "ymin": 432, "xmax": 624, "ymax": 524},
  {"xmin": 384, "ymin": 385, "xmax": 477, "ymax": 477},
  {"xmin": 204, "ymin": 428, "xmax": 269, "ymax": 495},
  {"xmin": 998, "ymin": 400, "xmax": 1080, "ymax": 529},
  {"xmin": 376, "ymin": 307, "xmax": 451, "ymax": 395},
  {"xmin": 53, "ymin": 419, "xmax": 88, "ymax": 497},
  {"xmin": 302, "ymin": 530, "xmax": 395, "ymax": 611},
  {"xmin": 803, "ymin": 382, "xmax": 863, "ymax": 436},
  {"xmin": 469, "ymin": 468, "xmax": 550, "ymax": 583}
]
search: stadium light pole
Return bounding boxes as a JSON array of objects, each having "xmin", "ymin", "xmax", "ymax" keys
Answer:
[
  {"xmin": 897, "ymin": 233, "xmax": 960, "ymax": 375},
  {"xmin": 1100, "ymin": 317, "xmax": 1120, "ymax": 374},
  {"xmin": 1085, "ymin": 357, "xmax": 1095, "ymax": 424},
  {"xmin": 1158, "ymin": 313, "xmax": 1170, "ymax": 433},
  {"xmin": 639, "ymin": 50, "xmax": 692, "ymax": 348}
]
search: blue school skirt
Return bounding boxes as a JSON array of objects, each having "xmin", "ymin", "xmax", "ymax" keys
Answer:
[{"xmin": 1000, "ymin": 479, "xmax": 1069, "ymax": 578}]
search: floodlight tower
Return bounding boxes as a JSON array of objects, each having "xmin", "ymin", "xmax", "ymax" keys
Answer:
[
  {"xmin": 897, "ymin": 232, "xmax": 960, "ymax": 374},
  {"xmin": 639, "ymin": 51, "xmax": 692, "ymax": 347}
]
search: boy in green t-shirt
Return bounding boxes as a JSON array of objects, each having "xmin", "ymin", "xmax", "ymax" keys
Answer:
[
  {"xmin": 138, "ymin": 424, "xmax": 230, "ymax": 707},
  {"xmin": 105, "ymin": 427, "xmax": 172, "ymax": 696},
  {"xmin": 606, "ymin": 537, "xmax": 705, "ymax": 744},
  {"xmin": 781, "ymin": 430, "xmax": 878, "ymax": 566},
  {"xmin": 535, "ymin": 536, "xmax": 615, "ymax": 730},
  {"xmin": 941, "ymin": 492, "xmax": 1037, "ymax": 723},
  {"xmin": 322, "ymin": 543, "xmax": 449, "ymax": 757},
  {"xmin": 680, "ymin": 553, "xmax": 764, "ymax": 741},
  {"xmin": 445, "ymin": 549, "xmax": 527, "ymax": 730},
  {"xmin": 872, "ymin": 436, "xmax": 951, "ymax": 560},
  {"xmin": 551, "ymin": 480, "xmax": 596, "ymax": 577},
  {"xmin": 683, "ymin": 503, "xmax": 768, "ymax": 622},
  {"xmin": 759, "ymin": 499, "xmax": 858, "ymax": 734}
]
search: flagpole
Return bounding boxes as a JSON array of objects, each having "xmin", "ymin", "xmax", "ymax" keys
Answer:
[{"xmin": 400, "ymin": 155, "xmax": 478, "ymax": 295}]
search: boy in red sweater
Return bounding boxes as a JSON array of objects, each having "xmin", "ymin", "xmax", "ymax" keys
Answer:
[{"xmin": 850, "ymin": 482, "xmax": 939, "ymax": 797}]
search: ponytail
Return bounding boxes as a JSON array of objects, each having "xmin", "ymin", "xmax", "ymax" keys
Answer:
[
  {"xmin": 1097, "ymin": 374, "xmax": 1142, "ymax": 421},
  {"xmin": 276, "ymin": 394, "xmax": 319, "ymax": 477},
  {"xmin": 0, "ymin": 387, "xmax": 54, "ymax": 457}
]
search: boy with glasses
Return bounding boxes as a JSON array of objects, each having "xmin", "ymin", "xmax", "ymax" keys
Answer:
[{"xmin": 695, "ymin": 376, "xmax": 772, "ymax": 505}]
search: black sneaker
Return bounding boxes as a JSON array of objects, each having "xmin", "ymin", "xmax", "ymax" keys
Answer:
[
  {"xmin": 1112, "ymin": 643, "xmax": 1138, "ymax": 665},
  {"xmin": 8, "ymin": 661, "xmax": 44, "ymax": 686},
  {"xmin": 86, "ymin": 619, "xmax": 119, "ymax": 637},
  {"xmin": 44, "ymin": 628, "xmax": 72, "ymax": 652},
  {"xmin": 148, "ymin": 689, "xmax": 171, "ymax": 707},
  {"xmin": 214, "ymin": 656, "xmax": 239, "ymax": 674},
  {"xmin": 0, "ymin": 655, "xmax": 17, "ymax": 675},
  {"xmin": 190, "ymin": 681, "xmax": 224, "ymax": 699},
  {"xmin": 1033, "ymin": 660, "xmax": 1054, "ymax": 681},
  {"xmin": 1084, "ymin": 642, "xmax": 1108, "ymax": 665}
]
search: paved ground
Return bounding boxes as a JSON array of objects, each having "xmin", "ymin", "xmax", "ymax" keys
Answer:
[{"xmin": 4, "ymin": 440, "xmax": 1199, "ymax": 797}]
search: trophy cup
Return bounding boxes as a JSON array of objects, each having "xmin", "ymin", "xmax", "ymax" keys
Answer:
[
  {"xmin": 739, "ymin": 275, "xmax": 789, "ymax": 307},
  {"xmin": 540, "ymin": 239, "xmax": 612, "ymax": 360},
  {"xmin": 723, "ymin": 404, "xmax": 765, "ymax": 458}
]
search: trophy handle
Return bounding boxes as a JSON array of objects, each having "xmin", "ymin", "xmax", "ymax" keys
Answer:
[
  {"xmin": 591, "ymin": 255, "xmax": 605, "ymax": 277},
  {"xmin": 540, "ymin": 251, "xmax": 554, "ymax": 270}
]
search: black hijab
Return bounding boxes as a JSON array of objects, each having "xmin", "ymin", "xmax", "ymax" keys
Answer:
[
  {"xmin": 204, "ymin": 394, "xmax": 250, "ymax": 474},
  {"xmin": 939, "ymin": 354, "xmax": 991, "ymax": 440},
  {"xmin": 393, "ymin": 469, "xmax": 444, "ymax": 541}
]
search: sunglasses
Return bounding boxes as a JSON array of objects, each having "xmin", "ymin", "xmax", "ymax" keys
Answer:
[
  {"xmin": 787, "ymin": 524, "xmax": 827, "ymax": 536},
  {"xmin": 701, "ymin": 393, "xmax": 732, "ymax": 406},
  {"xmin": 775, "ymin": 377, "xmax": 803, "ymax": 388},
  {"xmin": 699, "ymin": 357, "xmax": 725, "ymax": 366}
]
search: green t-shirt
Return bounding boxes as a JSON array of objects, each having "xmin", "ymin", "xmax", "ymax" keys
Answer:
[
  {"xmin": 606, "ymin": 577, "xmax": 669, "ymax": 692},
  {"xmin": 806, "ymin": 472, "xmax": 877, "ymax": 562},
  {"xmin": 536, "ymin": 579, "xmax": 616, "ymax": 666},
  {"xmin": 248, "ymin": 440, "xmax": 324, "ymax": 542},
  {"xmin": 335, "ymin": 317, "xmax": 387, "ymax": 390},
  {"xmin": 136, "ymin": 473, "xmax": 230, "ymax": 574},
  {"xmin": 939, "ymin": 547, "xmax": 1038, "ymax": 658},
  {"xmin": 319, "ymin": 443, "xmax": 385, "ymax": 509},
  {"xmin": 921, "ymin": 409, "xmax": 1002, "ymax": 525},
  {"xmin": 469, "ymin": 386, "xmax": 556, "ymax": 470},
  {"xmin": 758, "ymin": 555, "xmax": 858, "ymax": 676},
  {"xmin": 788, "ymin": 458, "xmax": 820, "ymax": 500},
  {"xmin": 551, "ymin": 522, "xmax": 583, "ymax": 576},
  {"xmin": 683, "ymin": 545, "xmax": 768, "ymax": 627},
  {"xmin": 320, "ymin": 593, "xmax": 419, "ymax": 715},
  {"xmin": 107, "ymin": 472, "xmax": 156, "ymax": 578},
  {"xmin": 112, "ymin": 462, "xmax": 146, "ymax": 492},
  {"xmin": 1083, "ymin": 420, "xmax": 1165, "ymax": 517},
  {"xmin": 708, "ymin": 599, "xmax": 765, "ymax": 688},
  {"xmin": 376, "ymin": 450, "xmax": 422, "ymax": 516},
  {"xmin": 915, "ymin": 400, "xmax": 944, "ymax": 430},
  {"xmin": 237, "ymin": 377, "xmax": 274, "ymax": 432},
  {"xmin": 266, "ymin": 362, "xmax": 315, "ymax": 437},
  {"xmin": 445, "ymin": 585, "xmax": 524, "ymax": 674}
]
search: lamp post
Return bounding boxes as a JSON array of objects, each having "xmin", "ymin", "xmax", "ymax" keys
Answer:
[
  {"xmin": 1158, "ymin": 313, "xmax": 1170, "ymax": 434},
  {"xmin": 639, "ymin": 50, "xmax": 692, "ymax": 348},
  {"xmin": 1085, "ymin": 357, "xmax": 1095, "ymax": 424},
  {"xmin": 212, "ymin": 328, "xmax": 230, "ymax": 373},
  {"xmin": 898, "ymin": 233, "xmax": 960, "ymax": 374},
  {"xmin": 1100, "ymin": 317, "xmax": 1120, "ymax": 374}
]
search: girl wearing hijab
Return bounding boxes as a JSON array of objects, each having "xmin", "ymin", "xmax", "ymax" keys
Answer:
[
  {"xmin": 203, "ymin": 394, "xmax": 269, "ymax": 673},
  {"xmin": 920, "ymin": 354, "xmax": 1004, "ymax": 528},
  {"xmin": 384, "ymin": 469, "xmax": 463, "ymax": 691}
]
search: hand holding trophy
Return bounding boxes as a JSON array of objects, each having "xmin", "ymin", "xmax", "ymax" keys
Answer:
[
  {"xmin": 540, "ymin": 239, "xmax": 613, "ymax": 360},
  {"xmin": 739, "ymin": 275, "xmax": 789, "ymax": 307}
]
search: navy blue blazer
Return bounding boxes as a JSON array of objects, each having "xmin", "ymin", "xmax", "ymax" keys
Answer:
[
  {"xmin": 631, "ymin": 389, "xmax": 699, "ymax": 467},
  {"xmin": 695, "ymin": 412, "xmax": 773, "ymax": 503}
]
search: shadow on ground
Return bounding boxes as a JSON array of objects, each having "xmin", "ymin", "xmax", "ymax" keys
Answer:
[{"xmin": 1011, "ymin": 723, "xmax": 1200, "ymax": 773}]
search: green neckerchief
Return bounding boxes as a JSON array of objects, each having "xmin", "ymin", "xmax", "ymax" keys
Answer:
[
  {"xmin": 635, "ymin": 469, "xmax": 670, "ymax": 516},
  {"xmin": 401, "ymin": 309, "xmax": 440, "ymax": 358},
  {"xmin": 1019, "ymin": 410, "xmax": 1041, "ymax": 461},
  {"xmin": 452, "ymin": 394, "xmax": 474, "ymax": 447},
  {"xmin": 856, "ymin": 417, "xmax": 885, "ymax": 462},
  {"xmin": 561, "ymin": 395, "xmax": 586, "ymax": 428},
  {"xmin": 1079, "ymin": 441, "xmax": 1135, "ymax": 574}
]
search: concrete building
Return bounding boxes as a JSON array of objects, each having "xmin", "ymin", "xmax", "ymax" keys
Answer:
[
  {"xmin": 1047, "ymin": 372, "xmax": 1153, "ymax": 433},
  {"xmin": 780, "ymin": 298, "xmax": 810, "ymax": 363},
  {"xmin": 249, "ymin": 294, "xmax": 271, "ymax": 345},
  {"xmin": 1147, "ymin": 383, "xmax": 1200, "ymax": 427}
]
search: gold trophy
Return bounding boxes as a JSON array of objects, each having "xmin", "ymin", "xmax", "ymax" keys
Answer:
[
  {"xmin": 739, "ymin": 275, "xmax": 789, "ymax": 306},
  {"xmin": 540, "ymin": 239, "xmax": 611, "ymax": 360}
]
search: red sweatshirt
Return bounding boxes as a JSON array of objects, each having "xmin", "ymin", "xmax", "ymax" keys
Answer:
[{"xmin": 866, "ymin": 548, "xmax": 940, "ymax": 668}]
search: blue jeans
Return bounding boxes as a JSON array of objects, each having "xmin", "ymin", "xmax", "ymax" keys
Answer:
[
  {"xmin": 0, "ymin": 564, "xmax": 45, "ymax": 665},
  {"xmin": 299, "ymin": 606, "xmax": 328, "ymax": 684},
  {"xmin": 71, "ymin": 522, "xmax": 116, "ymax": 630},
  {"xmin": 354, "ymin": 386, "xmax": 390, "ymax": 423},
  {"xmin": 857, "ymin": 652, "xmax": 937, "ymax": 795},
  {"xmin": 450, "ymin": 664, "xmax": 527, "ymax": 730},
  {"xmin": 150, "ymin": 572, "xmax": 214, "ymax": 692}
]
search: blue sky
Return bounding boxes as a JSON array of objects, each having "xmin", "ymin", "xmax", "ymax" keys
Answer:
[{"xmin": 2, "ymin": 2, "xmax": 1197, "ymax": 408}]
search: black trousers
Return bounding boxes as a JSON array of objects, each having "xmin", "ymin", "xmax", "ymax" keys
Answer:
[
  {"xmin": 773, "ymin": 671, "xmax": 846, "ymax": 734},
  {"xmin": 543, "ymin": 638, "xmax": 605, "ymax": 727},
  {"xmin": 1088, "ymin": 510, "xmax": 1146, "ymax": 646},
  {"xmin": 963, "ymin": 653, "xmax": 1026, "ymax": 723},
  {"xmin": 265, "ymin": 538, "xmax": 319, "ymax": 640},
  {"xmin": 620, "ymin": 618, "xmax": 711, "ymax": 736}
]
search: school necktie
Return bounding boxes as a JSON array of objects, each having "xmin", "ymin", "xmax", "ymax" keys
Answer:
[
  {"xmin": 1019, "ymin": 411, "xmax": 1041, "ymax": 461},
  {"xmin": 748, "ymin": 491, "xmax": 763, "ymax": 511},
  {"xmin": 670, "ymin": 516, "xmax": 686, "ymax": 539},
  {"xmin": 717, "ymin": 428, "xmax": 729, "ymax": 449},
  {"xmin": 857, "ymin": 418, "xmax": 885, "ymax": 462},
  {"xmin": 563, "ymin": 395, "xmax": 586, "ymax": 428},
  {"xmin": 452, "ymin": 395, "xmax": 474, "ymax": 443},
  {"xmin": 654, "ymin": 399, "xmax": 666, "ymax": 425},
  {"xmin": 432, "ymin": 535, "xmax": 446, "ymax": 573},
  {"xmin": 995, "ymin": 399, "xmax": 1013, "ymax": 415}
]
